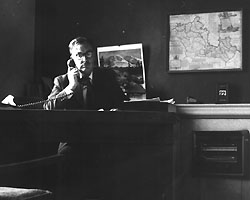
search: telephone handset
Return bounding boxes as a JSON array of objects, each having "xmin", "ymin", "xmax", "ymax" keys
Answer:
[
  {"xmin": 67, "ymin": 58, "xmax": 84, "ymax": 81},
  {"xmin": 67, "ymin": 58, "xmax": 76, "ymax": 69}
]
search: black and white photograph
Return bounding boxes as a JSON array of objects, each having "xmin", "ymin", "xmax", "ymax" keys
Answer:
[
  {"xmin": 1, "ymin": 0, "xmax": 250, "ymax": 200},
  {"xmin": 97, "ymin": 44, "xmax": 146, "ymax": 100}
]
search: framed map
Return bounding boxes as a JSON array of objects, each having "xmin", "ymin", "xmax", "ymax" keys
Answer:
[
  {"xmin": 97, "ymin": 43, "xmax": 146, "ymax": 100},
  {"xmin": 169, "ymin": 10, "xmax": 242, "ymax": 72}
]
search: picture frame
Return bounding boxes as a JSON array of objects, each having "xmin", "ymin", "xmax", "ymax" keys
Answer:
[
  {"xmin": 168, "ymin": 10, "xmax": 242, "ymax": 72},
  {"xmin": 97, "ymin": 43, "xmax": 146, "ymax": 100}
]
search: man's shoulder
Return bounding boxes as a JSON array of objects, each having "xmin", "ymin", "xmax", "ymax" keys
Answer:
[
  {"xmin": 53, "ymin": 74, "xmax": 68, "ymax": 86},
  {"xmin": 54, "ymin": 73, "xmax": 68, "ymax": 81}
]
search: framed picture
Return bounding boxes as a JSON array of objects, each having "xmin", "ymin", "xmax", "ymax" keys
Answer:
[
  {"xmin": 97, "ymin": 43, "xmax": 146, "ymax": 100},
  {"xmin": 168, "ymin": 10, "xmax": 242, "ymax": 72}
]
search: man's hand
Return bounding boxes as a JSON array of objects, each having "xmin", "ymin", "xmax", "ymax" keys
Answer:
[{"xmin": 67, "ymin": 66, "xmax": 80, "ymax": 90}]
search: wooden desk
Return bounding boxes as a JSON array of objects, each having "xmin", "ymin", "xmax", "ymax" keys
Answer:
[{"xmin": 0, "ymin": 109, "xmax": 179, "ymax": 200}]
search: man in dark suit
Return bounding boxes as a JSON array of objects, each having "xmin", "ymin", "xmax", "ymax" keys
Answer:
[
  {"xmin": 43, "ymin": 37, "xmax": 127, "ymax": 199},
  {"xmin": 43, "ymin": 36, "xmax": 126, "ymax": 111}
]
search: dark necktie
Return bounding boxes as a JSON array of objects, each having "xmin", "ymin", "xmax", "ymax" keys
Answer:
[{"xmin": 80, "ymin": 77, "xmax": 93, "ymax": 108}]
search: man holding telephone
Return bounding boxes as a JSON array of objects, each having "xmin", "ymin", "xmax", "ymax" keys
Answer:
[
  {"xmin": 44, "ymin": 36, "xmax": 126, "ymax": 110},
  {"xmin": 43, "ymin": 37, "xmax": 127, "ymax": 198}
]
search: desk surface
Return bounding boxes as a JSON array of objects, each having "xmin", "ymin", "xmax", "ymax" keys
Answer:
[
  {"xmin": 0, "ymin": 109, "xmax": 178, "ymax": 144},
  {"xmin": 0, "ymin": 109, "xmax": 177, "ymax": 124}
]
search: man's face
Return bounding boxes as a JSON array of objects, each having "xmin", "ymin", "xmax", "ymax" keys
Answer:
[{"xmin": 70, "ymin": 44, "xmax": 95, "ymax": 77}]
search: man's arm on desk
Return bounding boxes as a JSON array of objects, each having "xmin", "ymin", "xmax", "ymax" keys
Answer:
[{"xmin": 43, "ymin": 75, "xmax": 73, "ymax": 110}]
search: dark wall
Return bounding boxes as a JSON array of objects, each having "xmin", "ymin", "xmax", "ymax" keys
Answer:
[
  {"xmin": 35, "ymin": 0, "xmax": 250, "ymax": 103},
  {"xmin": 0, "ymin": 0, "xmax": 35, "ymax": 100}
]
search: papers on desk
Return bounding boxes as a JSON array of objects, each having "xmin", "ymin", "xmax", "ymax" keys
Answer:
[
  {"xmin": 125, "ymin": 97, "xmax": 175, "ymax": 104},
  {"xmin": 122, "ymin": 97, "xmax": 176, "ymax": 112}
]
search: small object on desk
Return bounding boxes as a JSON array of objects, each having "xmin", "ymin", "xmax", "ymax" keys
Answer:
[
  {"xmin": 216, "ymin": 83, "xmax": 229, "ymax": 103},
  {"xmin": 160, "ymin": 98, "xmax": 175, "ymax": 104},
  {"xmin": 1, "ymin": 95, "xmax": 16, "ymax": 106},
  {"xmin": 186, "ymin": 96, "xmax": 199, "ymax": 104}
]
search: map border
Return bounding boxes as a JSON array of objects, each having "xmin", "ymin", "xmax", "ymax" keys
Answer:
[{"xmin": 168, "ymin": 9, "xmax": 243, "ymax": 73}]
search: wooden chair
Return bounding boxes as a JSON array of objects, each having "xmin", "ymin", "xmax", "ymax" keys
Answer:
[{"xmin": 0, "ymin": 154, "xmax": 64, "ymax": 200}]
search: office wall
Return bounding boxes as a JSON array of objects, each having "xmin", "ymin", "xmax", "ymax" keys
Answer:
[
  {"xmin": 0, "ymin": 0, "xmax": 35, "ymax": 100},
  {"xmin": 35, "ymin": 0, "xmax": 250, "ymax": 103}
]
